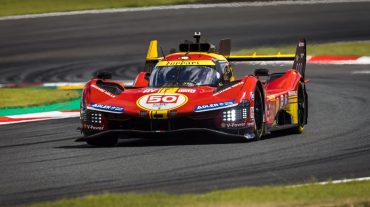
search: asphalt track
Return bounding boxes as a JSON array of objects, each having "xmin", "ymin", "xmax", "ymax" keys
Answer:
[{"xmin": 1, "ymin": 1, "xmax": 370, "ymax": 206}]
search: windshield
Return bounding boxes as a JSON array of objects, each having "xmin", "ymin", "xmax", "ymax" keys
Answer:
[{"xmin": 149, "ymin": 66, "xmax": 221, "ymax": 87}]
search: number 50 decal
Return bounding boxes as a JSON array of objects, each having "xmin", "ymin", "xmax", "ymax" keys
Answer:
[
  {"xmin": 147, "ymin": 95, "xmax": 179, "ymax": 104},
  {"xmin": 137, "ymin": 93, "xmax": 188, "ymax": 110}
]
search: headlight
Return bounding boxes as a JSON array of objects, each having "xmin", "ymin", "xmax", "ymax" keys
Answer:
[
  {"xmin": 90, "ymin": 112, "xmax": 102, "ymax": 124},
  {"xmin": 222, "ymin": 108, "xmax": 248, "ymax": 122}
]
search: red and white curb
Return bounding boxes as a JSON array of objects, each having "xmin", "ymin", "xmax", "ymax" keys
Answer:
[
  {"xmin": 307, "ymin": 55, "xmax": 370, "ymax": 64},
  {"xmin": 0, "ymin": 110, "xmax": 80, "ymax": 125}
]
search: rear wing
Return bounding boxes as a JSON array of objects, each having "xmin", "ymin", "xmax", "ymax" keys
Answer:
[
  {"xmin": 225, "ymin": 38, "xmax": 306, "ymax": 79},
  {"xmin": 145, "ymin": 36, "xmax": 306, "ymax": 79}
]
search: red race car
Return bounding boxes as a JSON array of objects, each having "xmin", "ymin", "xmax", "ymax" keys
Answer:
[{"xmin": 77, "ymin": 33, "xmax": 308, "ymax": 146}]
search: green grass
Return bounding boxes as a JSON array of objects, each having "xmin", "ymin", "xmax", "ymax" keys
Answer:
[
  {"xmin": 0, "ymin": 88, "xmax": 80, "ymax": 108},
  {"xmin": 234, "ymin": 41, "xmax": 370, "ymax": 56},
  {"xmin": 25, "ymin": 180, "xmax": 370, "ymax": 207},
  {"xmin": 0, "ymin": 0, "xmax": 205, "ymax": 17}
]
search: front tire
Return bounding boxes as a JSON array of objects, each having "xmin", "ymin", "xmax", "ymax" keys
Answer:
[{"xmin": 253, "ymin": 86, "xmax": 265, "ymax": 140}]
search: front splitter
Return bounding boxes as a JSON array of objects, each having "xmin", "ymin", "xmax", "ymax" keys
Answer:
[{"xmin": 75, "ymin": 128, "xmax": 247, "ymax": 142}]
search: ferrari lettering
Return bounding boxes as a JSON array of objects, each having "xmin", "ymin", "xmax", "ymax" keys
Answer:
[{"xmin": 167, "ymin": 61, "xmax": 199, "ymax": 66}]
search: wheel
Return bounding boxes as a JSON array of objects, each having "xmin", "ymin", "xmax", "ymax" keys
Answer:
[
  {"xmin": 290, "ymin": 82, "xmax": 306, "ymax": 134},
  {"xmin": 83, "ymin": 131, "xmax": 118, "ymax": 147},
  {"xmin": 253, "ymin": 86, "xmax": 265, "ymax": 140}
]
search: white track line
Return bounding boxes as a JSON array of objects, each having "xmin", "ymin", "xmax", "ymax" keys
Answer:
[
  {"xmin": 1, "ymin": 0, "xmax": 370, "ymax": 21},
  {"xmin": 352, "ymin": 70, "xmax": 370, "ymax": 74},
  {"xmin": 290, "ymin": 176, "xmax": 370, "ymax": 188}
]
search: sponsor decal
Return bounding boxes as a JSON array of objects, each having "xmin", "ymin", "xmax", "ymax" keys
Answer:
[
  {"xmin": 84, "ymin": 124, "xmax": 104, "ymax": 130},
  {"xmin": 226, "ymin": 122, "xmax": 246, "ymax": 128},
  {"xmin": 247, "ymin": 122, "xmax": 254, "ymax": 127},
  {"xmin": 142, "ymin": 88, "xmax": 159, "ymax": 93},
  {"xmin": 90, "ymin": 103, "xmax": 124, "ymax": 113},
  {"xmin": 213, "ymin": 81, "xmax": 244, "ymax": 96},
  {"xmin": 280, "ymin": 95, "xmax": 284, "ymax": 107},
  {"xmin": 194, "ymin": 100, "xmax": 235, "ymax": 112},
  {"xmin": 250, "ymin": 106, "xmax": 254, "ymax": 119},
  {"xmin": 288, "ymin": 91, "xmax": 297, "ymax": 96},
  {"xmin": 137, "ymin": 93, "xmax": 188, "ymax": 110},
  {"xmin": 178, "ymin": 88, "xmax": 196, "ymax": 93},
  {"xmin": 91, "ymin": 84, "xmax": 116, "ymax": 98},
  {"xmin": 157, "ymin": 60, "xmax": 215, "ymax": 66}
]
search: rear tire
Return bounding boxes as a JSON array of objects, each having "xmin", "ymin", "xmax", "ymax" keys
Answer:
[{"xmin": 253, "ymin": 86, "xmax": 265, "ymax": 140}]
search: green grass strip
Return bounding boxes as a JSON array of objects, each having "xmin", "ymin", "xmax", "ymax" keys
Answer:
[
  {"xmin": 234, "ymin": 41, "xmax": 370, "ymax": 56},
  {"xmin": 0, "ymin": 98, "xmax": 80, "ymax": 116},
  {"xmin": 0, "ymin": 88, "xmax": 80, "ymax": 109},
  {"xmin": 0, "ymin": 0, "xmax": 203, "ymax": 17},
  {"xmin": 26, "ymin": 180, "xmax": 370, "ymax": 207}
]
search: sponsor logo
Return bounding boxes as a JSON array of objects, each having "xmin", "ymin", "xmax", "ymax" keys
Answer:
[
  {"xmin": 178, "ymin": 88, "xmax": 196, "ymax": 93},
  {"xmin": 250, "ymin": 106, "xmax": 254, "ymax": 119},
  {"xmin": 84, "ymin": 124, "xmax": 104, "ymax": 130},
  {"xmin": 194, "ymin": 100, "xmax": 235, "ymax": 112},
  {"xmin": 90, "ymin": 103, "xmax": 124, "ymax": 113},
  {"xmin": 213, "ymin": 81, "xmax": 244, "ymax": 96},
  {"xmin": 137, "ymin": 93, "xmax": 188, "ymax": 110},
  {"xmin": 226, "ymin": 122, "xmax": 246, "ymax": 128},
  {"xmin": 142, "ymin": 88, "xmax": 159, "ymax": 93},
  {"xmin": 91, "ymin": 84, "xmax": 115, "ymax": 98}
]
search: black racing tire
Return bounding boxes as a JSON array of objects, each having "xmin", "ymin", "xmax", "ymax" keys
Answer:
[
  {"xmin": 290, "ymin": 82, "xmax": 306, "ymax": 134},
  {"xmin": 253, "ymin": 86, "xmax": 265, "ymax": 140}
]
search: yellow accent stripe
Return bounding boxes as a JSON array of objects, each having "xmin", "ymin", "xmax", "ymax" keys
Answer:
[
  {"xmin": 287, "ymin": 95, "xmax": 298, "ymax": 124},
  {"xmin": 149, "ymin": 110, "xmax": 168, "ymax": 119},
  {"xmin": 57, "ymin": 85, "xmax": 84, "ymax": 90},
  {"xmin": 158, "ymin": 88, "xmax": 179, "ymax": 94}
]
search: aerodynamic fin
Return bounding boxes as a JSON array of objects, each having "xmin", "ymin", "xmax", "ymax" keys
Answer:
[
  {"xmin": 145, "ymin": 40, "xmax": 162, "ymax": 72},
  {"xmin": 146, "ymin": 40, "xmax": 158, "ymax": 60},
  {"xmin": 292, "ymin": 38, "xmax": 306, "ymax": 79}
]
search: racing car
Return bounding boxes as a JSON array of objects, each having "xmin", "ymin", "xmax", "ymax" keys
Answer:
[{"xmin": 76, "ymin": 32, "xmax": 308, "ymax": 146}]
